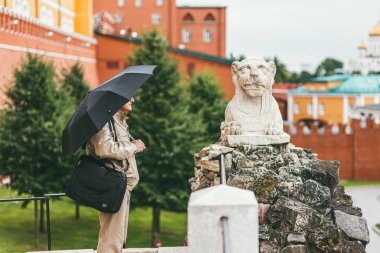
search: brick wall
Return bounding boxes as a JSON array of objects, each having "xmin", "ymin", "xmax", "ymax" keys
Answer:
[{"xmin": 285, "ymin": 119, "xmax": 380, "ymax": 181}]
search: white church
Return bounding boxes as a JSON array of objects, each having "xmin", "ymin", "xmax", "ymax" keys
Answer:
[{"xmin": 349, "ymin": 20, "xmax": 380, "ymax": 74}]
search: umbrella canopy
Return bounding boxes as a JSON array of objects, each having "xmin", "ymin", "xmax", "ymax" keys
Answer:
[{"xmin": 62, "ymin": 65, "xmax": 157, "ymax": 156}]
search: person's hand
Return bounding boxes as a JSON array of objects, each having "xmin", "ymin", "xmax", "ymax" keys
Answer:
[{"xmin": 132, "ymin": 139, "xmax": 145, "ymax": 153}]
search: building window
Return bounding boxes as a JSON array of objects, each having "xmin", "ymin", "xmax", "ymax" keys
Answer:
[
  {"xmin": 307, "ymin": 103, "xmax": 312, "ymax": 115},
  {"xmin": 21, "ymin": 0, "xmax": 29, "ymax": 16},
  {"xmin": 294, "ymin": 103, "xmax": 300, "ymax": 114},
  {"xmin": 116, "ymin": 13, "xmax": 123, "ymax": 24},
  {"xmin": 40, "ymin": 6, "xmax": 47, "ymax": 23},
  {"xmin": 135, "ymin": 0, "xmax": 142, "ymax": 7},
  {"xmin": 183, "ymin": 13, "xmax": 194, "ymax": 22},
  {"xmin": 118, "ymin": 0, "xmax": 125, "ymax": 7},
  {"xmin": 47, "ymin": 10, "xmax": 54, "ymax": 26},
  {"xmin": 156, "ymin": 0, "xmax": 163, "ymax": 6},
  {"xmin": 319, "ymin": 103, "xmax": 325, "ymax": 115},
  {"xmin": 107, "ymin": 61, "xmax": 120, "ymax": 69},
  {"xmin": 203, "ymin": 29, "xmax": 212, "ymax": 43},
  {"xmin": 320, "ymin": 85, "xmax": 326, "ymax": 91},
  {"xmin": 151, "ymin": 13, "xmax": 161, "ymax": 25},
  {"xmin": 61, "ymin": 17, "xmax": 74, "ymax": 32},
  {"xmin": 182, "ymin": 29, "xmax": 191, "ymax": 43},
  {"xmin": 204, "ymin": 13, "xmax": 216, "ymax": 22},
  {"xmin": 12, "ymin": 0, "xmax": 21, "ymax": 13},
  {"xmin": 309, "ymin": 85, "xmax": 315, "ymax": 91},
  {"xmin": 40, "ymin": 7, "xmax": 54, "ymax": 26}
]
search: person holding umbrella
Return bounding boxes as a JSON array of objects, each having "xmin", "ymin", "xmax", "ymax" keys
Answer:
[
  {"xmin": 62, "ymin": 65, "xmax": 156, "ymax": 253},
  {"xmin": 86, "ymin": 97, "xmax": 145, "ymax": 252}
]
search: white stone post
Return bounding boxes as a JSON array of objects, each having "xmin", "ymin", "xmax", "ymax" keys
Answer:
[{"xmin": 188, "ymin": 184, "xmax": 259, "ymax": 253}]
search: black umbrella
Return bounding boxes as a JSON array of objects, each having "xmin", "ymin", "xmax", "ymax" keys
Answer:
[{"xmin": 62, "ymin": 65, "xmax": 157, "ymax": 156}]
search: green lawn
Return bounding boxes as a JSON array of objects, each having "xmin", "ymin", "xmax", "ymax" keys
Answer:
[
  {"xmin": 0, "ymin": 187, "xmax": 187, "ymax": 253},
  {"xmin": 339, "ymin": 180, "xmax": 380, "ymax": 188}
]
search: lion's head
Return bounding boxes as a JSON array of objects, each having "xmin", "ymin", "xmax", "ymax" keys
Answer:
[{"xmin": 231, "ymin": 59, "xmax": 276, "ymax": 98}]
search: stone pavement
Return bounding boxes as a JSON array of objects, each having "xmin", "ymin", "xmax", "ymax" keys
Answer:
[
  {"xmin": 346, "ymin": 186, "xmax": 380, "ymax": 253},
  {"xmin": 27, "ymin": 247, "xmax": 187, "ymax": 253}
]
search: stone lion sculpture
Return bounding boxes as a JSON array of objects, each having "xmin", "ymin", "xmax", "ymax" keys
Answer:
[{"xmin": 220, "ymin": 59, "xmax": 290, "ymax": 146}]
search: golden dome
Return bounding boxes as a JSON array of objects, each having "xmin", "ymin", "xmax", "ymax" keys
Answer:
[
  {"xmin": 369, "ymin": 21, "xmax": 380, "ymax": 36},
  {"xmin": 358, "ymin": 42, "xmax": 367, "ymax": 50}
]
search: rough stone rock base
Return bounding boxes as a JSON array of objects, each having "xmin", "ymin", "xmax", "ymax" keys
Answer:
[{"xmin": 189, "ymin": 142, "xmax": 369, "ymax": 253}]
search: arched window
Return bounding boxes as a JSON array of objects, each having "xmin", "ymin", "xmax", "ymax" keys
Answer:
[
  {"xmin": 182, "ymin": 13, "xmax": 194, "ymax": 22},
  {"xmin": 40, "ymin": 7, "xmax": 47, "ymax": 23},
  {"xmin": 204, "ymin": 13, "xmax": 216, "ymax": 22},
  {"xmin": 47, "ymin": 10, "xmax": 54, "ymax": 26},
  {"xmin": 203, "ymin": 29, "xmax": 212, "ymax": 43},
  {"xmin": 61, "ymin": 16, "xmax": 67, "ymax": 30},
  {"xmin": 21, "ymin": 0, "xmax": 29, "ymax": 16},
  {"xmin": 182, "ymin": 29, "xmax": 191, "ymax": 43},
  {"xmin": 12, "ymin": 0, "xmax": 22, "ymax": 14},
  {"xmin": 135, "ymin": 0, "xmax": 142, "ymax": 7},
  {"xmin": 151, "ymin": 13, "xmax": 161, "ymax": 25}
]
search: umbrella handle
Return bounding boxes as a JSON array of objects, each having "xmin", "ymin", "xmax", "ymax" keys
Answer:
[{"xmin": 128, "ymin": 133, "xmax": 136, "ymax": 141}]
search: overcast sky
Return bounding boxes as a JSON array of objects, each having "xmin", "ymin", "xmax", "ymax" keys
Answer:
[{"xmin": 178, "ymin": 0, "xmax": 380, "ymax": 73}]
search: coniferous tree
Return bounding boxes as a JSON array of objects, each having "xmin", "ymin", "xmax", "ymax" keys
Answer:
[
  {"xmin": 127, "ymin": 31, "xmax": 203, "ymax": 243},
  {"xmin": 187, "ymin": 73, "xmax": 226, "ymax": 146},
  {"xmin": 0, "ymin": 54, "xmax": 75, "ymax": 247},
  {"xmin": 61, "ymin": 62, "xmax": 89, "ymax": 107}
]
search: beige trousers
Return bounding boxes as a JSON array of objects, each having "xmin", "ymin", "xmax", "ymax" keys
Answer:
[{"xmin": 96, "ymin": 189, "xmax": 131, "ymax": 253}]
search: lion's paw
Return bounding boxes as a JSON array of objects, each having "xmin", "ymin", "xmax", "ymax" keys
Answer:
[
  {"xmin": 265, "ymin": 124, "xmax": 284, "ymax": 135},
  {"xmin": 221, "ymin": 121, "xmax": 242, "ymax": 135}
]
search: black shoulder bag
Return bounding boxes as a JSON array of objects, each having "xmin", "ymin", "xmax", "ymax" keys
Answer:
[{"xmin": 65, "ymin": 119, "xmax": 127, "ymax": 213}]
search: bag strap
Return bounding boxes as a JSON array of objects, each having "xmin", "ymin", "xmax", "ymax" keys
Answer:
[{"xmin": 108, "ymin": 117, "xmax": 118, "ymax": 142}]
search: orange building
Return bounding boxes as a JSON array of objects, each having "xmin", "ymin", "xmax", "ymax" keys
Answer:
[
  {"xmin": 288, "ymin": 75, "xmax": 380, "ymax": 125},
  {"xmin": 93, "ymin": 0, "xmax": 226, "ymax": 58}
]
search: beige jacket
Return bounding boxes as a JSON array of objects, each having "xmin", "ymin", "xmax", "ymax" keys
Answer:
[{"xmin": 86, "ymin": 111, "xmax": 139, "ymax": 191}]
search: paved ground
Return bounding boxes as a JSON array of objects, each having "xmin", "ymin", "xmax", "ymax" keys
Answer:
[{"xmin": 346, "ymin": 186, "xmax": 380, "ymax": 253}]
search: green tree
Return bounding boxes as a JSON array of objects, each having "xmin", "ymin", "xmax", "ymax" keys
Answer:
[
  {"xmin": 60, "ymin": 62, "xmax": 90, "ymax": 220},
  {"xmin": 229, "ymin": 52, "xmax": 246, "ymax": 61},
  {"xmin": 127, "ymin": 31, "xmax": 202, "ymax": 243},
  {"xmin": 315, "ymin": 57, "xmax": 343, "ymax": 76},
  {"xmin": 61, "ymin": 62, "xmax": 89, "ymax": 107},
  {"xmin": 187, "ymin": 73, "xmax": 226, "ymax": 146},
  {"xmin": 290, "ymin": 70, "xmax": 314, "ymax": 83},
  {"xmin": 266, "ymin": 56, "xmax": 294, "ymax": 83},
  {"xmin": 0, "ymin": 54, "xmax": 75, "ymax": 248}
]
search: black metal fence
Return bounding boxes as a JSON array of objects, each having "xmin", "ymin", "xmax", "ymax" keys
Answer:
[{"xmin": 0, "ymin": 193, "xmax": 67, "ymax": 251}]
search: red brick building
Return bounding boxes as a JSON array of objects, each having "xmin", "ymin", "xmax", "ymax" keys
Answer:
[{"xmin": 93, "ymin": 0, "xmax": 226, "ymax": 58}]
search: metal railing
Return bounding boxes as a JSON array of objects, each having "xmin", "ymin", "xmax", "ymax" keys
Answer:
[
  {"xmin": 219, "ymin": 153, "xmax": 231, "ymax": 253},
  {"xmin": 0, "ymin": 192, "xmax": 67, "ymax": 251}
]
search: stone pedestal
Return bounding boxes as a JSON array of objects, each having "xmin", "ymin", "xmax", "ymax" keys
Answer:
[
  {"xmin": 227, "ymin": 133, "xmax": 290, "ymax": 147},
  {"xmin": 188, "ymin": 184, "xmax": 259, "ymax": 253}
]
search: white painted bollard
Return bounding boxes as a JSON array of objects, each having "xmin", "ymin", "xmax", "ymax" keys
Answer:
[{"xmin": 187, "ymin": 184, "xmax": 259, "ymax": 253}]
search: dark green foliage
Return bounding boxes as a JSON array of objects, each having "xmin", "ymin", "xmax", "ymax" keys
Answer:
[
  {"xmin": 229, "ymin": 53, "xmax": 246, "ymax": 61},
  {"xmin": 187, "ymin": 73, "xmax": 226, "ymax": 146},
  {"xmin": 265, "ymin": 56, "xmax": 295, "ymax": 83},
  {"xmin": 289, "ymin": 70, "xmax": 314, "ymax": 83},
  {"xmin": 315, "ymin": 58, "xmax": 343, "ymax": 76},
  {"xmin": 0, "ymin": 53, "xmax": 75, "ymax": 197},
  {"xmin": 61, "ymin": 62, "xmax": 89, "ymax": 107},
  {"xmin": 127, "ymin": 31, "xmax": 203, "ymax": 212}
]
